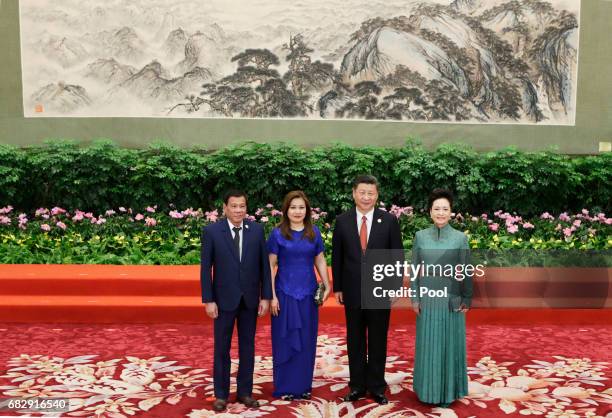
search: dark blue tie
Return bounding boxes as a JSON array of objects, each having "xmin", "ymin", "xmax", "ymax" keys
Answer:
[{"xmin": 232, "ymin": 226, "xmax": 241, "ymax": 258}]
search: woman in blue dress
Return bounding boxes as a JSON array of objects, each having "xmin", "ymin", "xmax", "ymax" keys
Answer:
[{"xmin": 267, "ymin": 190, "xmax": 331, "ymax": 400}]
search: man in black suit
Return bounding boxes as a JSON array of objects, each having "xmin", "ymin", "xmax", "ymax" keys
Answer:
[
  {"xmin": 332, "ymin": 175, "xmax": 403, "ymax": 405},
  {"xmin": 201, "ymin": 190, "xmax": 272, "ymax": 412}
]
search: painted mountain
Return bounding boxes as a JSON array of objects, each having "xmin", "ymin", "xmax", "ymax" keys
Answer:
[{"xmin": 19, "ymin": 0, "xmax": 580, "ymax": 124}]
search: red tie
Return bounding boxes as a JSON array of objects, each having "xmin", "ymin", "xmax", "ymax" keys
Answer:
[{"xmin": 360, "ymin": 215, "xmax": 368, "ymax": 253}]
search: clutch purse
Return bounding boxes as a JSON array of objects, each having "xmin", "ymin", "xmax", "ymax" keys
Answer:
[{"xmin": 314, "ymin": 282, "xmax": 326, "ymax": 306}]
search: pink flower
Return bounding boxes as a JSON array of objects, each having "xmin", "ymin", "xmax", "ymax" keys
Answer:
[
  {"xmin": 507, "ymin": 224, "xmax": 519, "ymax": 234},
  {"xmin": 56, "ymin": 221, "xmax": 67, "ymax": 230},
  {"xmin": 471, "ymin": 216, "xmax": 479, "ymax": 222},
  {"xmin": 51, "ymin": 207, "xmax": 66, "ymax": 216},
  {"xmin": 572, "ymin": 219, "xmax": 581, "ymax": 228},
  {"xmin": 247, "ymin": 215, "xmax": 256, "ymax": 221},
  {"xmin": 312, "ymin": 213, "xmax": 320, "ymax": 221},
  {"xmin": 489, "ymin": 223, "xmax": 499, "ymax": 232},
  {"xmin": 266, "ymin": 204, "xmax": 274, "ymax": 209},
  {"xmin": 72, "ymin": 211, "xmax": 84, "ymax": 222},
  {"xmin": 90, "ymin": 217, "xmax": 97, "ymax": 224},
  {"xmin": 0, "ymin": 205, "xmax": 13, "ymax": 215},
  {"xmin": 18, "ymin": 214, "xmax": 28, "ymax": 229},
  {"xmin": 563, "ymin": 227, "xmax": 573, "ymax": 237},
  {"xmin": 255, "ymin": 208, "xmax": 264, "ymax": 216},
  {"xmin": 379, "ymin": 202, "xmax": 386, "ymax": 207},
  {"xmin": 481, "ymin": 213, "xmax": 488, "ymax": 219},
  {"xmin": 135, "ymin": 214, "xmax": 144, "ymax": 221},
  {"xmin": 42, "ymin": 214, "xmax": 50, "ymax": 219},
  {"xmin": 105, "ymin": 210, "xmax": 116, "ymax": 216},
  {"xmin": 582, "ymin": 209, "xmax": 589, "ymax": 215},
  {"xmin": 606, "ymin": 218, "xmax": 612, "ymax": 225},
  {"xmin": 146, "ymin": 206, "xmax": 156, "ymax": 213},
  {"xmin": 182, "ymin": 208, "xmax": 200, "ymax": 218},
  {"xmin": 35, "ymin": 208, "xmax": 49, "ymax": 217},
  {"xmin": 271, "ymin": 210, "xmax": 282, "ymax": 217},
  {"xmin": 96, "ymin": 218, "xmax": 106, "ymax": 225},
  {"xmin": 169, "ymin": 210, "xmax": 184, "ymax": 219},
  {"xmin": 559, "ymin": 212, "xmax": 571, "ymax": 222},
  {"xmin": 540, "ymin": 212, "xmax": 555, "ymax": 220},
  {"xmin": 555, "ymin": 223, "xmax": 562, "ymax": 231},
  {"xmin": 0, "ymin": 216, "xmax": 10, "ymax": 225},
  {"xmin": 145, "ymin": 217, "xmax": 157, "ymax": 227},
  {"xmin": 522, "ymin": 222, "xmax": 534, "ymax": 229},
  {"xmin": 119, "ymin": 207, "xmax": 127, "ymax": 212},
  {"xmin": 205, "ymin": 210, "xmax": 218, "ymax": 222},
  {"xmin": 84, "ymin": 212, "xmax": 94, "ymax": 219},
  {"xmin": 40, "ymin": 224, "xmax": 51, "ymax": 231},
  {"xmin": 260, "ymin": 216, "xmax": 269, "ymax": 223}
]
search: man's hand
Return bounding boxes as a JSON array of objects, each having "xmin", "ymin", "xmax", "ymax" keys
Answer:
[
  {"xmin": 205, "ymin": 302, "xmax": 218, "ymax": 319},
  {"xmin": 258, "ymin": 299, "xmax": 270, "ymax": 317},
  {"xmin": 412, "ymin": 301, "xmax": 420, "ymax": 315},
  {"xmin": 334, "ymin": 291, "xmax": 343, "ymax": 305}
]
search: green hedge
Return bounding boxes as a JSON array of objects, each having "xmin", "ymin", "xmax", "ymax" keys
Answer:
[{"xmin": 1, "ymin": 139, "xmax": 610, "ymax": 216}]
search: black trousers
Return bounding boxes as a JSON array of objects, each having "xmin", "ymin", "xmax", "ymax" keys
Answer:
[
  {"xmin": 344, "ymin": 306, "xmax": 391, "ymax": 395},
  {"xmin": 213, "ymin": 297, "xmax": 258, "ymax": 399}
]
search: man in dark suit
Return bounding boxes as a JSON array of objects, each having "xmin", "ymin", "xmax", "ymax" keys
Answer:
[
  {"xmin": 332, "ymin": 175, "xmax": 404, "ymax": 405},
  {"xmin": 200, "ymin": 190, "xmax": 272, "ymax": 412}
]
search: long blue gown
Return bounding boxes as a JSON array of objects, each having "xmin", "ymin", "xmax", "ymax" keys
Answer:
[{"xmin": 267, "ymin": 226, "xmax": 324, "ymax": 397}]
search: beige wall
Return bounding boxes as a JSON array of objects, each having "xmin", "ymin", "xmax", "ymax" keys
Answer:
[{"xmin": 1, "ymin": 0, "xmax": 610, "ymax": 153}]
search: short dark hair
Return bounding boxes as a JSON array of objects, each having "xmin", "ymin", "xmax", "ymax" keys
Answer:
[
  {"xmin": 223, "ymin": 189, "xmax": 248, "ymax": 205},
  {"xmin": 428, "ymin": 188, "xmax": 454, "ymax": 211},
  {"xmin": 352, "ymin": 174, "xmax": 379, "ymax": 190}
]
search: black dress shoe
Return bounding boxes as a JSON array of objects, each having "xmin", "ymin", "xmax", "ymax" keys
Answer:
[
  {"xmin": 343, "ymin": 390, "xmax": 366, "ymax": 402},
  {"xmin": 237, "ymin": 395, "xmax": 260, "ymax": 408},
  {"xmin": 372, "ymin": 393, "xmax": 389, "ymax": 405},
  {"xmin": 212, "ymin": 398, "xmax": 227, "ymax": 411}
]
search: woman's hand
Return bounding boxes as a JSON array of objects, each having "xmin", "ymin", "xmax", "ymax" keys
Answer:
[
  {"xmin": 322, "ymin": 284, "xmax": 331, "ymax": 303},
  {"xmin": 270, "ymin": 297, "xmax": 280, "ymax": 316},
  {"xmin": 457, "ymin": 303, "xmax": 469, "ymax": 313}
]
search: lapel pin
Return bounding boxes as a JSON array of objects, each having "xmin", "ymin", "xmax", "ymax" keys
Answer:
[
  {"xmin": 377, "ymin": 218, "xmax": 382, "ymax": 223},
  {"xmin": 245, "ymin": 224, "xmax": 249, "ymax": 229}
]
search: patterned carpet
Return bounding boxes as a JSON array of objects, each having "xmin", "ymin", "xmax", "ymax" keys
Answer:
[{"xmin": 0, "ymin": 323, "xmax": 610, "ymax": 417}]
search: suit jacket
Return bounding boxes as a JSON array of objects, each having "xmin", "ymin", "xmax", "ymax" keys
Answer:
[
  {"xmin": 200, "ymin": 218, "xmax": 272, "ymax": 311},
  {"xmin": 332, "ymin": 207, "xmax": 404, "ymax": 308}
]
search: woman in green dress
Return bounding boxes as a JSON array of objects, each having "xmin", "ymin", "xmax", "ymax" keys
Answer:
[{"xmin": 410, "ymin": 188, "xmax": 473, "ymax": 408}]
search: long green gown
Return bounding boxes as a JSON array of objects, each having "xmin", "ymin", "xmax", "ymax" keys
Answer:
[{"xmin": 410, "ymin": 223, "xmax": 473, "ymax": 405}]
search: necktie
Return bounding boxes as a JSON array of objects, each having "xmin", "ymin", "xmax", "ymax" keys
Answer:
[
  {"xmin": 232, "ymin": 226, "xmax": 241, "ymax": 259},
  {"xmin": 360, "ymin": 215, "xmax": 367, "ymax": 253}
]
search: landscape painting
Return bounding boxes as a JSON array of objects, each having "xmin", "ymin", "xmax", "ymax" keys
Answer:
[{"xmin": 19, "ymin": 0, "xmax": 580, "ymax": 124}]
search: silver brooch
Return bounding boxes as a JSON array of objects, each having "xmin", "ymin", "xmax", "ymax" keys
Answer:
[{"xmin": 377, "ymin": 218, "xmax": 382, "ymax": 223}]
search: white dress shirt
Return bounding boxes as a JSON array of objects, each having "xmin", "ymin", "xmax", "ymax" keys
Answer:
[
  {"xmin": 227, "ymin": 219, "xmax": 244, "ymax": 260},
  {"xmin": 356, "ymin": 208, "xmax": 374, "ymax": 240}
]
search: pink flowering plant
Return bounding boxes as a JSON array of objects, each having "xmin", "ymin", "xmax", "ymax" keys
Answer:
[{"xmin": 0, "ymin": 204, "xmax": 609, "ymax": 264}]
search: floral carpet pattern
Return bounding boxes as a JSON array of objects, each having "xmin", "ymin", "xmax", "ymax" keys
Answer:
[{"xmin": 0, "ymin": 324, "xmax": 610, "ymax": 417}]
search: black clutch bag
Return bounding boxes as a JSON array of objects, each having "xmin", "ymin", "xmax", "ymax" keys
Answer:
[{"xmin": 314, "ymin": 282, "xmax": 326, "ymax": 306}]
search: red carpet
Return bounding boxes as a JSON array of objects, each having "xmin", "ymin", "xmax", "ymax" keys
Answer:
[{"xmin": 0, "ymin": 323, "xmax": 610, "ymax": 417}]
